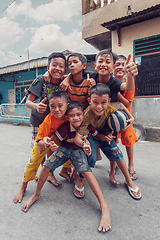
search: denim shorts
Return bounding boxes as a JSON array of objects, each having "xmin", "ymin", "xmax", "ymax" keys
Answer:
[
  {"xmin": 87, "ymin": 137, "xmax": 124, "ymax": 168},
  {"xmin": 43, "ymin": 146, "xmax": 92, "ymax": 174}
]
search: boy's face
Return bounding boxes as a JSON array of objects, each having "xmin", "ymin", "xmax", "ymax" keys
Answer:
[
  {"xmin": 67, "ymin": 107, "xmax": 83, "ymax": 129},
  {"xmin": 47, "ymin": 57, "xmax": 66, "ymax": 81},
  {"xmin": 68, "ymin": 56, "xmax": 86, "ymax": 76},
  {"xmin": 88, "ymin": 93, "xmax": 111, "ymax": 118},
  {"xmin": 94, "ymin": 54, "xmax": 113, "ymax": 76},
  {"xmin": 49, "ymin": 97, "xmax": 68, "ymax": 120},
  {"xmin": 113, "ymin": 58, "xmax": 125, "ymax": 79}
]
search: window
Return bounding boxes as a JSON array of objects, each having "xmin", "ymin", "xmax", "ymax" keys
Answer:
[{"xmin": 134, "ymin": 35, "xmax": 160, "ymax": 97}]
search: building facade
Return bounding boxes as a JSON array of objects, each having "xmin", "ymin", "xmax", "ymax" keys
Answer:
[{"xmin": 82, "ymin": 0, "xmax": 160, "ymax": 141}]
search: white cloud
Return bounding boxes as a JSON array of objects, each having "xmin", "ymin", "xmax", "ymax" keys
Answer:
[
  {"xmin": 29, "ymin": 24, "xmax": 96, "ymax": 56},
  {"xmin": 0, "ymin": 17, "xmax": 23, "ymax": 48},
  {"xmin": 0, "ymin": 50, "xmax": 27, "ymax": 66},
  {"xmin": 6, "ymin": 0, "xmax": 81, "ymax": 24}
]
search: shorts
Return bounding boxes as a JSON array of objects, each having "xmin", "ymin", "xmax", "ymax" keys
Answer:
[
  {"xmin": 87, "ymin": 137, "xmax": 124, "ymax": 168},
  {"xmin": 44, "ymin": 146, "xmax": 92, "ymax": 174},
  {"xmin": 116, "ymin": 124, "xmax": 138, "ymax": 147}
]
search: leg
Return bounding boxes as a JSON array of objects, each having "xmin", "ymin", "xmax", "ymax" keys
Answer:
[
  {"xmin": 126, "ymin": 146, "xmax": 138, "ymax": 180},
  {"xmin": 109, "ymin": 161, "xmax": 120, "ymax": 185},
  {"xmin": 46, "ymin": 149, "xmax": 62, "ymax": 186},
  {"xmin": 13, "ymin": 142, "xmax": 49, "ymax": 203},
  {"xmin": 82, "ymin": 171, "xmax": 111, "ymax": 232},
  {"xmin": 96, "ymin": 146, "xmax": 102, "ymax": 161},
  {"xmin": 74, "ymin": 176, "xmax": 85, "ymax": 198},
  {"xmin": 59, "ymin": 159, "xmax": 74, "ymax": 183},
  {"xmin": 13, "ymin": 182, "xmax": 28, "ymax": 203},
  {"xmin": 116, "ymin": 159, "xmax": 141, "ymax": 199},
  {"xmin": 21, "ymin": 166, "xmax": 50, "ymax": 212}
]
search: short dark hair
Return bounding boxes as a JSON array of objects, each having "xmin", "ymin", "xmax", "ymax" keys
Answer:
[
  {"xmin": 48, "ymin": 52, "xmax": 66, "ymax": 67},
  {"xmin": 89, "ymin": 83, "xmax": 111, "ymax": 97},
  {"xmin": 48, "ymin": 90, "xmax": 69, "ymax": 103},
  {"xmin": 67, "ymin": 101, "xmax": 83, "ymax": 113},
  {"xmin": 95, "ymin": 49, "xmax": 117, "ymax": 64},
  {"xmin": 115, "ymin": 55, "xmax": 127, "ymax": 62},
  {"xmin": 67, "ymin": 53, "xmax": 87, "ymax": 65}
]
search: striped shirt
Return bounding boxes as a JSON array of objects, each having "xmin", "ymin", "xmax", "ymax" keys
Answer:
[{"xmin": 67, "ymin": 77, "xmax": 90, "ymax": 110}]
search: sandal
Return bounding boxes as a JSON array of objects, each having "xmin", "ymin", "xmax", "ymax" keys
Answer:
[
  {"xmin": 124, "ymin": 182, "xmax": 142, "ymax": 200},
  {"xmin": 73, "ymin": 184, "xmax": 84, "ymax": 199},
  {"xmin": 128, "ymin": 169, "xmax": 138, "ymax": 181}
]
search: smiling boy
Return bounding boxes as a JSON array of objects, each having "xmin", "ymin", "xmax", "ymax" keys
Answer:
[
  {"xmin": 21, "ymin": 101, "xmax": 111, "ymax": 233},
  {"xmin": 13, "ymin": 53, "xmax": 69, "ymax": 204},
  {"xmin": 74, "ymin": 84, "xmax": 142, "ymax": 201}
]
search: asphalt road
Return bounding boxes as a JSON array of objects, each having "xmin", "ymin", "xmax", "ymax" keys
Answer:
[{"xmin": 0, "ymin": 122, "xmax": 159, "ymax": 240}]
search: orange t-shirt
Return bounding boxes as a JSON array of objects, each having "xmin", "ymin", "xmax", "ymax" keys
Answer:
[
  {"xmin": 36, "ymin": 113, "xmax": 68, "ymax": 142},
  {"xmin": 122, "ymin": 78, "xmax": 135, "ymax": 113}
]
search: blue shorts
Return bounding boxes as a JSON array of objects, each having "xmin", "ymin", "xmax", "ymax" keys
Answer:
[
  {"xmin": 87, "ymin": 137, "xmax": 124, "ymax": 168},
  {"xmin": 43, "ymin": 146, "xmax": 92, "ymax": 174}
]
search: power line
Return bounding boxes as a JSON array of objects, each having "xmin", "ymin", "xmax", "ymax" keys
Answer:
[{"xmin": 0, "ymin": 0, "xmax": 16, "ymax": 14}]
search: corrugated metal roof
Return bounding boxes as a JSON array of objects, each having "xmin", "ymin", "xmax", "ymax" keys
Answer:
[
  {"xmin": 102, "ymin": 4, "xmax": 160, "ymax": 31},
  {"xmin": 0, "ymin": 57, "xmax": 48, "ymax": 75}
]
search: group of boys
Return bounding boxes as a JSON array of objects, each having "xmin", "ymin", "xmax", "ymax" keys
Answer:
[{"xmin": 13, "ymin": 50, "xmax": 141, "ymax": 233}]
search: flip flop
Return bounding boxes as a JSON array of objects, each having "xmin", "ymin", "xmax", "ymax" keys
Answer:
[
  {"xmin": 74, "ymin": 184, "xmax": 84, "ymax": 199},
  {"xmin": 124, "ymin": 182, "xmax": 142, "ymax": 200},
  {"xmin": 128, "ymin": 169, "xmax": 138, "ymax": 181}
]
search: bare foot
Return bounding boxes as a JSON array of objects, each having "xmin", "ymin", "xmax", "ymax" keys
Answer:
[
  {"xmin": 21, "ymin": 193, "xmax": 40, "ymax": 212},
  {"xmin": 47, "ymin": 172, "xmax": 62, "ymax": 187},
  {"xmin": 98, "ymin": 202, "xmax": 111, "ymax": 232},
  {"xmin": 59, "ymin": 168, "xmax": 71, "ymax": 183},
  {"xmin": 13, "ymin": 183, "xmax": 27, "ymax": 203},
  {"xmin": 109, "ymin": 174, "xmax": 120, "ymax": 185}
]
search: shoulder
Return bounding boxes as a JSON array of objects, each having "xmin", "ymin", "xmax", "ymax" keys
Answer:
[{"xmin": 109, "ymin": 75, "xmax": 122, "ymax": 85}]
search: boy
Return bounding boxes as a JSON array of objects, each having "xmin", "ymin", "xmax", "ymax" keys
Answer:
[
  {"xmin": 21, "ymin": 101, "xmax": 111, "ymax": 233},
  {"xmin": 74, "ymin": 84, "xmax": 142, "ymax": 200},
  {"xmin": 13, "ymin": 53, "xmax": 69, "ymax": 204},
  {"xmin": 112, "ymin": 55, "xmax": 138, "ymax": 180}
]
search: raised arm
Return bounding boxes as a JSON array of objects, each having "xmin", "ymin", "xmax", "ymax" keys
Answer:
[{"xmin": 120, "ymin": 54, "xmax": 138, "ymax": 92}]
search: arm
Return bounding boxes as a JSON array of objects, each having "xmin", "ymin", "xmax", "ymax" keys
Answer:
[
  {"xmin": 119, "ymin": 102, "xmax": 134, "ymax": 125},
  {"xmin": 26, "ymin": 93, "xmax": 47, "ymax": 113},
  {"xmin": 60, "ymin": 73, "xmax": 71, "ymax": 91},
  {"xmin": 19, "ymin": 95, "xmax": 27, "ymax": 105},
  {"xmin": 118, "ymin": 92, "xmax": 131, "ymax": 109},
  {"xmin": 120, "ymin": 54, "xmax": 138, "ymax": 92}
]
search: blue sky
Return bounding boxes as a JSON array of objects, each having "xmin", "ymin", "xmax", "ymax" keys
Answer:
[{"xmin": 0, "ymin": 0, "xmax": 97, "ymax": 67}]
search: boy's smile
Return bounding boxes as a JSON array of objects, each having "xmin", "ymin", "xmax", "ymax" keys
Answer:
[
  {"xmin": 49, "ymin": 97, "xmax": 68, "ymax": 120},
  {"xmin": 47, "ymin": 58, "xmax": 66, "ymax": 82},
  {"xmin": 88, "ymin": 93, "xmax": 111, "ymax": 118},
  {"xmin": 94, "ymin": 54, "xmax": 113, "ymax": 77},
  {"xmin": 67, "ymin": 107, "xmax": 83, "ymax": 129},
  {"xmin": 113, "ymin": 58, "xmax": 125, "ymax": 79}
]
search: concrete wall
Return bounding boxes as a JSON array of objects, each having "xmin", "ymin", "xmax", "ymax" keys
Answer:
[
  {"xmin": 112, "ymin": 17, "xmax": 160, "ymax": 58},
  {"xmin": 132, "ymin": 97, "xmax": 160, "ymax": 127}
]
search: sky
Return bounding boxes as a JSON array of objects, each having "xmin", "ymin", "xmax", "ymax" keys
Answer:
[{"xmin": 0, "ymin": 0, "xmax": 98, "ymax": 67}]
